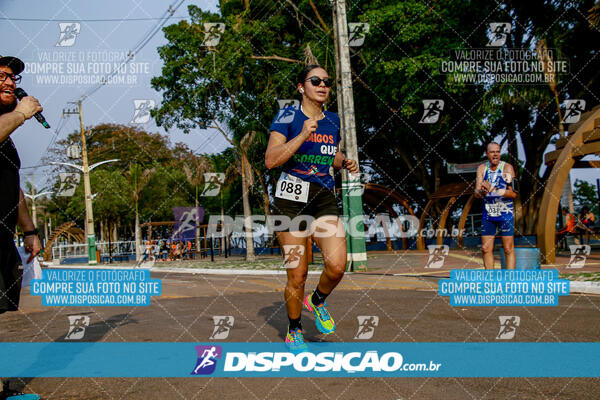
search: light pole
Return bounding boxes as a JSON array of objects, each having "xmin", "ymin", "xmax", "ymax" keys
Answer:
[
  {"xmin": 51, "ymin": 158, "xmax": 119, "ymax": 264},
  {"xmin": 23, "ymin": 191, "xmax": 53, "ymax": 229},
  {"xmin": 333, "ymin": 0, "xmax": 367, "ymax": 271}
]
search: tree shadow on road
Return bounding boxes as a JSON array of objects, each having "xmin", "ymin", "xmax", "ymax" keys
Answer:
[{"xmin": 7, "ymin": 312, "xmax": 138, "ymax": 396}]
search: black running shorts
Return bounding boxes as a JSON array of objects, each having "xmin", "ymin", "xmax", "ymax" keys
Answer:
[{"xmin": 272, "ymin": 182, "xmax": 339, "ymax": 232}]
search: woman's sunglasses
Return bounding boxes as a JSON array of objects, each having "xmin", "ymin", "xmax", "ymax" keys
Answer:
[{"xmin": 305, "ymin": 76, "xmax": 333, "ymax": 87}]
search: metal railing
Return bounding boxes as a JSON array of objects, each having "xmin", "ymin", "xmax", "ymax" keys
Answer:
[{"xmin": 52, "ymin": 241, "xmax": 136, "ymax": 260}]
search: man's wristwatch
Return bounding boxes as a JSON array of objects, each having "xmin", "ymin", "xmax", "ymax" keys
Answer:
[{"xmin": 24, "ymin": 228, "xmax": 39, "ymax": 237}]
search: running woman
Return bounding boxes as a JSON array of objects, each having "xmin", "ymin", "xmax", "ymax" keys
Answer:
[
  {"xmin": 265, "ymin": 65, "xmax": 359, "ymax": 352},
  {"xmin": 474, "ymin": 142, "xmax": 518, "ymax": 269}
]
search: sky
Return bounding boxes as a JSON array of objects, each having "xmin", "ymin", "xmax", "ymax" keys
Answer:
[
  {"xmin": 1, "ymin": 0, "xmax": 225, "ymax": 190},
  {"xmin": 1, "ymin": 0, "xmax": 598, "ymax": 195}
]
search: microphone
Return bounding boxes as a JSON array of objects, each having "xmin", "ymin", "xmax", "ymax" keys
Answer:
[{"xmin": 14, "ymin": 88, "xmax": 50, "ymax": 129}]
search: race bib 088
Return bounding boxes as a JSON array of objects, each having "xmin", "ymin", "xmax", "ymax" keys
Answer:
[{"xmin": 275, "ymin": 173, "xmax": 309, "ymax": 203}]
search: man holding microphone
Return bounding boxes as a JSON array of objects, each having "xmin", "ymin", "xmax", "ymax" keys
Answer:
[{"xmin": 0, "ymin": 55, "xmax": 44, "ymax": 399}]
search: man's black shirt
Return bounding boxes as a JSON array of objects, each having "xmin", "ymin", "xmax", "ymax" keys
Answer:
[{"xmin": 0, "ymin": 137, "xmax": 21, "ymax": 238}]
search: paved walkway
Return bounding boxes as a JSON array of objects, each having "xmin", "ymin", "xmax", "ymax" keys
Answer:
[{"xmin": 3, "ymin": 249, "xmax": 599, "ymax": 399}]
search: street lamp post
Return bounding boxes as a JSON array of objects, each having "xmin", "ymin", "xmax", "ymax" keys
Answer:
[
  {"xmin": 51, "ymin": 158, "xmax": 119, "ymax": 265},
  {"xmin": 23, "ymin": 191, "xmax": 53, "ymax": 229},
  {"xmin": 333, "ymin": 0, "xmax": 367, "ymax": 271}
]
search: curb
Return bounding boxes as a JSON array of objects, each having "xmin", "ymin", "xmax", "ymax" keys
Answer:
[
  {"xmin": 45, "ymin": 264, "xmax": 323, "ymax": 275},
  {"xmin": 150, "ymin": 267, "xmax": 323, "ymax": 275},
  {"xmin": 569, "ymin": 281, "xmax": 600, "ymax": 295}
]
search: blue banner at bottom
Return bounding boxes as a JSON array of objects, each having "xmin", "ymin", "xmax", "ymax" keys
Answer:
[{"xmin": 0, "ymin": 342, "xmax": 598, "ymax": 377}]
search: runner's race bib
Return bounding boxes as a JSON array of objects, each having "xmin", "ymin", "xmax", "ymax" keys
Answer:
[
  {"xmin": 275, "ymin": 172, "xmax": 310, "ymax": 203},
  {"xmin": 485, "ymin": 202, "xmax": 502, "ymax": 217}
]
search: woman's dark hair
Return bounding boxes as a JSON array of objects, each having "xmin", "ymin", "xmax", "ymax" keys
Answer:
[{"xmin": 298, "ymin": 64, "xmax": 324, "ymax": 84}]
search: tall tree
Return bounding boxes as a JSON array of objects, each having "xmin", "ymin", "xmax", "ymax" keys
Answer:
[
  {"xmin": 183, "ymin": 155, "xmax": 213, "ymax": 252},
  {"xmin": 127, "ymin": 163, "xmax": 156, "ymax": 260},
  {"xmin": 152, "ymin": 2, "xmax": 314, "ymax": 260}
]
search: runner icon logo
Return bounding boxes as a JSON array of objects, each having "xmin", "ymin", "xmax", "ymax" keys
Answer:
[
  {"xmin": 277, "ymin": 99, "xmax": 300, "ymax": 110},
  {"xmin": 425, "ymin": 245, "xmax": 449, "ymax": 269},
  {"xmin": 56, "ymin": 22, "xmax": 81, "ymax": 47},
  {"xmin": 567, "ymin": 244, "xmax": 591, "ymax": 269},
  {"xmin": 562, "ymin": 99, "xmax": 586, "ymax": 124},
  {"xmin": 65, "ymin": 315, "xmax": 90, "ymax": 340},
  {"xmin": 486, "ymin": 22, "xmax": 511, "ymax": 47},
  {"xmin": 283, "ymin": 245, "xmax": 305, "ymax": 269},
  {"xmin": 354, "ymin": 316, "xmax": 379, "ymax": 340},
  {"xmin": 210, "ymin": 316, "xmax": 235, "ymax": 340},
  {"xmin": 171, "ymin": 207, "xmax": 203, "ymax": 241},
  {"xmin": 201, "ymin": 173, "xmax": 225, "ymax": 197},
  {"xmin": 131, "ymin": 99, "xmax": 155, "ymax": 124},
  {"xmin": 496, "ymin": 316, "xmax": 520, "ymax": 340},
  {"xmin": 274, "ymin": 105, "xmax": 296, "ymax": 124},
  {"xmin": 202, "ymin": 23, "xmax": 225, "ymax": 47},
  {"xmin": 343, "ymin": 172, "xmax": 370, "ymax": 196},
  {"xmin": 419, "ymin": 100, "xmax": 444, "ymax": 124},
  {"xmin": 348, "ymin": 23, "xmax": 370, "ymax": 47},
  {"xmin": 191, "ymin": 345, "xmax": 222, "ymax": 375},
  {"xmin": 58, "ymin": 173, "xmax": 80, "ymax": 197}
]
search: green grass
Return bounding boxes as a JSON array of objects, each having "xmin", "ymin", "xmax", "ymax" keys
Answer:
[
  {"xmin": 559, "ymin": 271, "xmax": 600, "ymax": 282},
  {"xmin": 151, "ymin": 257, "xmax": 325, "ymax": 271}
]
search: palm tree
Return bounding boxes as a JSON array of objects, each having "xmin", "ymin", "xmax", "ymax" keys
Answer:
[
  {"xmin": 589, "ymin": 2, "xmax": 600, "ymax": 28},
  {"xmin": 183, "ymin": 155, "xmax": 213, "ymax": 255},
  {"xmin": 239, "ymin": 131, "xmax": 259, "ymax": 261},
  {"xmin": 127, "ymin": 163, "xmax": 155, "ymax": 260}
]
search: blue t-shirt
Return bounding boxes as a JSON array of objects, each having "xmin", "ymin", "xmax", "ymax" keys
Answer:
[{"xmin": 269, "ymin": 106, "xmax": 341, "ymax": 190}]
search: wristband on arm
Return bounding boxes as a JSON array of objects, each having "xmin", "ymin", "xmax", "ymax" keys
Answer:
[
  {"xmin": 509, "ymin": 178, "xmax": 519, "ymax": 194},
  {"xmin": 24, "ymin": 228, "xmax": 39, "ymax": 237}
]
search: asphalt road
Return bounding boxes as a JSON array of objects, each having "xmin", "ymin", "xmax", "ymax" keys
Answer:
[{"xmin": 2, "ymin": 266, "xmax": 600, "ymax": 399}]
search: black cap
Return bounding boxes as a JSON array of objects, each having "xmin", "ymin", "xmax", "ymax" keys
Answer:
[{"xmin": 0, "ymin": 55, "xmax": 25, "ymax": 75}]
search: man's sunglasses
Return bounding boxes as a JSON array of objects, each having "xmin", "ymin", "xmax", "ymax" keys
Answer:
[
  {"xmin": 305, "ymin": 76, "xmax": 333, "ymax": 87},
  {"xmin": 0, "ymin": 71, "xmax": 21, "ymax": 84}
]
